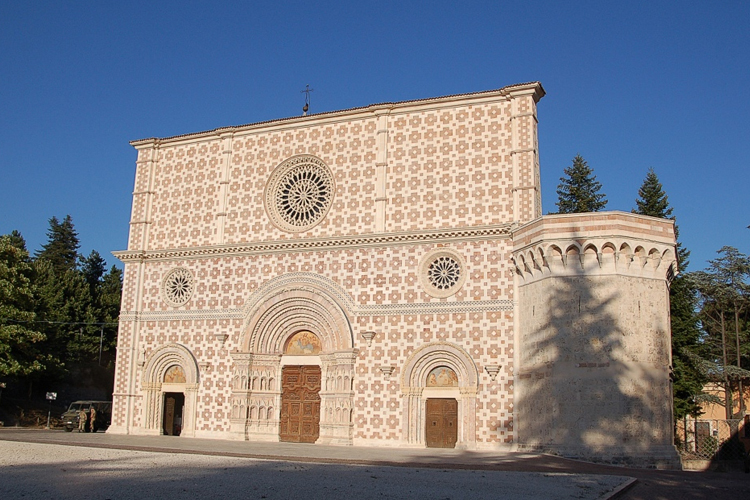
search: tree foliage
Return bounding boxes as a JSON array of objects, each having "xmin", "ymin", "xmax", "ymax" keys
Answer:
[
  {"xmin": 34, "ymin": 215, "xmax": 80, "ymax": 275},
  {"xmin": 0, "ymin": 216, "xmax": 122, "ymax": 399},
  {"xmin": 692, "ymin": 247, "xmax": 750, "ymax": 418},
  {"xmin": 633, "ymin": 167, "xmax": 672, "ymax": 219},
  {"xmin": 0, "ymin": 236, "xmax": 51, "ymax": 377},
  {"xmin": 555, "ymin": 155, "xmax": 608, "ymax": 213},
  {"xmin": 632, "ymin": 168, "xmax": 704, "ymax": 418}
]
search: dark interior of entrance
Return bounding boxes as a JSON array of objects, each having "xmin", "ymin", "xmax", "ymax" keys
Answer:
[
  {"xmin": 163, "ymin": 392, "xmax": 184, "ymax": 436},
  {"xmin": 280, "ymin": 366, "xmax": 321, "ymax": 443},
  {"xmin": 426, "ymin": 398, "xmax": 458, "ymax": 448}
]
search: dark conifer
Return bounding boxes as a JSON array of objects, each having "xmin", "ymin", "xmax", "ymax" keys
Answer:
[
  {"xmin": 0, "ymin": 236, "xmax": 51, "ymax": 378},
  {"xmin": 7, "ymin": 230, "xmax": 27, "ymax": 252},
  {"xmin": 81, "ymin": 250, "xmax": 107, "ymax": 291},
  {"xmin": 555, "ymin": 155, "xmax": 608, "ymax": 213},
  {"xmin": 35, "ymin": 215, "xmax": 80, "ymax": 274},
  {"xmin": 633, "ymin": 168, "xmax": 703, "ymax": 418}
]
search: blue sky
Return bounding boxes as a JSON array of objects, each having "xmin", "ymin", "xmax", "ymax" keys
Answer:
[{"xmin": 1, "ymin": 1, "xmax": 748, "ymax": 272}]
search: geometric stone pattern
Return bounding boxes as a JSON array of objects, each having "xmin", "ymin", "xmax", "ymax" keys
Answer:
[
  {"xmin": 113, "ymin": 238, "xmax": 515, "ymax": 446},
  {"xmin": 112, "ymin": 82, "xmax": 679, "ymax": 466}
]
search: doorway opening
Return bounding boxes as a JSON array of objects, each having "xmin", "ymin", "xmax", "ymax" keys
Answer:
[
  {"xmin": 425, "ymin": 398, "xmax": 458, "ymax": 448},
  {"xmin": 279, "ymin": 365, "xmax": 321, "ymax": 443},
  {"xmin": 163, "ymin": 392, "xmax": 185, "ymax": 436}
]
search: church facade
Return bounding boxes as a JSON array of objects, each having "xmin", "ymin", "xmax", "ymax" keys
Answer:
[{"xmin": 111, "ymin": 82, "xmax": 680, "ymax": 466}]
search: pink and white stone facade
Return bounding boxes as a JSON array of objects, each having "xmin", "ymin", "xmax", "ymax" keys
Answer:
[{"xmin": 111, "ymin": 82, "xmax": 679, "ymax": 466}]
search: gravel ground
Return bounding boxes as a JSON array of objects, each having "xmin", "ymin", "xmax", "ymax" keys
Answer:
[{"xmin": 0, "ymin": 441, "xmax": 631, "ymax": 500}]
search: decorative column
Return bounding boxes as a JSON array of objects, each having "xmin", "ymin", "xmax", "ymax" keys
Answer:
[
  {"xmin": 401, "ymin": 387, "xmax": 424, "ymax": 445},
  {"xmin": 141, "ymin": 381, "xmax": 163, "ymax": 436},
  {"xmin": 216, "ymin": 132, "xmax": 234, "ymax": 245},
  {"xmin": 458, "ymin": 387, "xmax": 478, "ymax": 450},
  {"xmin": 183, "ymin": 384, "xmax": 199, "ymax": 437},
  {"xmin": 111, "ymin": 140, "xmax": 160, "ymax": 435},
  {"xmin": 228, "ymin": 352, "xmax": 253, "ymax": 440},
  {"xmin": 318, "ymin": 350, "xmax": 359, "ymax": 445},
  {"xmin": 508, "ymin": 86, "xmax": 544, "ymax": 223},
  {"xmin": 373, "ymin": 108, "xmax": 390, "ymax": 233},
  {"xmin": 245, "ymin": 354, "xmax": 282, "ymax": 441}
]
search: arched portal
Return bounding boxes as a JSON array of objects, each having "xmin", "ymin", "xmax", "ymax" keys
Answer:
[
  {"xmin": 401, "ymin": 342, "xmax": 479, "ymax": 449},
  {"xmin": 230, "ymin": 275, "xmax": 357, "ymax": 445},
  {"xmin": 141, "ymin": 344, "xmax": 199, "ymax": 437}
]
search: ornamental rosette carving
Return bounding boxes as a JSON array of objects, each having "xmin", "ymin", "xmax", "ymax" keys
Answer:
[
  {"xmin": 161, "ymin": 267, "xmax": 195, "ymax": 307},
  {"xmin": 419, "ymin": 248, "xmax": 467, "ymax": 298},
  {"xmin": 264, "ymin": 155, "xmax": 335, "ymax": 232}
]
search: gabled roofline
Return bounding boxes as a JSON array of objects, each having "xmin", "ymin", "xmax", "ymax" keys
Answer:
[{"xmin": 130, "ymin": 81, "xmax": 545, "ymax": 148}]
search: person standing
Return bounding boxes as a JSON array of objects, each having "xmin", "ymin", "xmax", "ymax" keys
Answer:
[
  {"xmin": 78, "ymin": 408, "xmax": 87, "ymax": 433},
  {"xmin": 89, "ymin": 406, "xmax": 97, "ymax": 433}
]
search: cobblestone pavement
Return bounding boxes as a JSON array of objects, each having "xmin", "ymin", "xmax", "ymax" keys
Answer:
[{"xmin": 1, "ymin": 429, "xmax": 748, "ymax": 499}]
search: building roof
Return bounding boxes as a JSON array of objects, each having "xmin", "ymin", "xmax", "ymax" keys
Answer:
[{"xmin": 131, "ymin": 81, "xmax": 544, "ymax": 147}]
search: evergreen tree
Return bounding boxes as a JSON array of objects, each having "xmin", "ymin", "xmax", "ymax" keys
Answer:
[
  {"xmin": 633, "ymin": 167, "xmax": 672, "ymax": 219},
  {"xmin": 81, "ymin": 250, "xmax": 107, "ymax": 292},
  {"xmin": 555, "ymin": 155, "xmax": 608, "ymax": 213},
  {"xmin": 33, "ymin": 259, "xmax": 93, "ymax": 366},
  {"xmin": 35, "ymin": 215, "xmax": 80, "ymax": 275},
  {"xmin": 7, "ymin": 230, "xmax": 27, "ymax": 252},
  {"xmin": 98, "ymin": 266, "xmax": 123, "ymax": 363},
  {"xmin": 692, "ymin": 247, "xmax": 750, "ymax": 418},
  {"xmin": 633, "ymin": 168, "xmax": 704, "ymax": 418},
  {"xmin": 0, "ymin": 236, "xmax": 51, "ymax": 378},
  {"xmin": 632, "ymin": 168, "xmax": 690, "ymax": 265}
]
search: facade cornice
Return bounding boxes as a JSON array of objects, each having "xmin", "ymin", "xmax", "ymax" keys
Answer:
[
  {"xmin": 118, "ymin": 298, "xmax": 513, "ymax": 323},
  {"xmin": 113, "ymin": 224, "xmax": 514, "ymax": 263},
  {"xmin": 130, "ymin": 82, "xmax": 544, "ymax": 148}
]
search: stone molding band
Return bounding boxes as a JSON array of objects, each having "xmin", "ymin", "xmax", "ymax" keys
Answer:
[
  {"xmin": 113, "ymin": 224, "xmax": 513, "ymax": 262},
  {"xmin": 118, "ymin": 298, "xmax": 514, "ymax": 323}
]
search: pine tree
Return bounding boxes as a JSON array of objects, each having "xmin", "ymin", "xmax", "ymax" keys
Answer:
[
  {"xmin": 555, "ymin": 155, "xmax": 608, "ymax": 213},
  {"xmin": 633, "ymin": 167, "xmax": 672, "ymax": 218},
  {"xmin": 0, "ymin": 236, "xmax": 51, "ymax": 378},
  {"xmin": 7, "ymin": 230, "xmax": 27, "ymax": 252},
  {"xmin": 633, "ymin": 168, "xmax": 704, "ymax": 419},
  {"xmin": 98, "ymin": 266, "xmax": 123, "ymax": 364},
  {"xmin": 33, "ymin": 259, "xmax": 93, "ymax": 365},
  {"xmin": 632, "ymin": 168, "xmax": 689, "ymax": 265},
  {"xmin": 81, "ymin": 250, "xmax": 107, "ymax": 292},
  {"xmin": 35, "ymin": 215, "xmax": 80, "ymax": 275}
]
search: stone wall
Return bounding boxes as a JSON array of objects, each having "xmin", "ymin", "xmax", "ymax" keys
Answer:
[{"xmin": 512, "ymin": 212, "xmax": 681, "ymax": 468}]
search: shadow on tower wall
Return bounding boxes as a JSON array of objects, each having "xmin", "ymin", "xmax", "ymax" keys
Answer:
[{"xmin": 515, "ymin": 269, "xmax": 679, "ymax": 468}]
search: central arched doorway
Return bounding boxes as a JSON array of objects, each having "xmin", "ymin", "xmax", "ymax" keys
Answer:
[
  {"xmin": 280, "ymin": 331, "xmax": 322, "ymax": 443},
  {"xmin": 230, "ymin": 275, "xmax": 357, "ymax": 445}
]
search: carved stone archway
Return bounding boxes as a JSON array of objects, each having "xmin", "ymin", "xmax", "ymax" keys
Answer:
[
  {"xmin": 141, "ymin": 343, "xmax": 199, "ymax": 437},
  {"xmin": 230, "ymin": 274, "xmax": 357, "ymax": 445},
  {"xmin": 401, "ymin": 342, "xmax": 479, "ymax": 449}
]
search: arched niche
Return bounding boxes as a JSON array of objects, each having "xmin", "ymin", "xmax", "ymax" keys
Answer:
[
  {"xmin": 231, "ymin": 275, "xmax": 357, "ymax": 445},
  {"xmin": 241, "ymin": 275, "xmax": 354, "ymax": 354},
  {"xmin": 400, "ymin": 342, "xmax": 478, "ymax": 449},
  {"xmin": 141, "ymin": 343, "xmax": 200, "ymax": 437}
]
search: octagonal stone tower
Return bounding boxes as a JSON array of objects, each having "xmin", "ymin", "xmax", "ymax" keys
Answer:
[{"xmin": 511, "ymin": 212, "xmax": 681, "ymax": 468}]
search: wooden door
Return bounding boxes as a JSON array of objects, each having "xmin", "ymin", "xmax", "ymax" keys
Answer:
[
  {"xmin": 425, "ymin": 398, "xmax": 458, "ymax": 448},
  {"xmin": 163, "ymin": 392, "xmax": 184, "ymax": 436},
  {"xmin": 280, "ymin": 366, "xmax": 321, "ymax": 443}
]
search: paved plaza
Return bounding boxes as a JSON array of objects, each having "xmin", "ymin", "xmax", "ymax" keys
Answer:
[{"xmin": 1, "ymin": 429, "xmax": 748, "ymax": 499}]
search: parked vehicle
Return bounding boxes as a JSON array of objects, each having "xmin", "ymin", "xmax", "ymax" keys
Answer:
[{"xmin": 61, "ymin": 401, "xmax": 112, "ymax": 432}]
